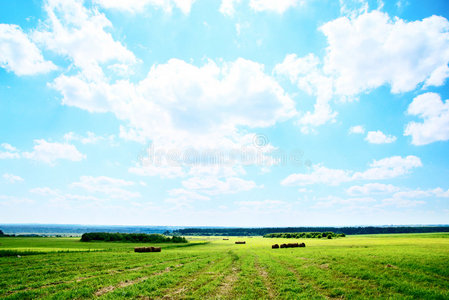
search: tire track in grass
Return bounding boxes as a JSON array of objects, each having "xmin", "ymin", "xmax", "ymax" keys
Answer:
[
  {"xmin": 158, "ymin": 254, "xmax": 228, "ymax": 299},
  {"xmin": 262, "ymin": 254, "xmax": 327, "ymax": 299},
  {"xmin": 300, "ymin": 257, "xmax": 389, "ymax": 298},
  {"xmin": 318, "ymin": 256, "xmax": 449, "ymax": 298},
  {"xmin": 212, "ymin": 251, "xmax": 241, "ymax": 299},
  {"xmin": 95, "ymin": 266, "xmax": 174, "ymax": 297},
  {"xmin": 3, "ymin": 254, "xmax": 203, "ymax": 298},
  {"xmin": 253, "ymin": 255, "xmax": 275, "ymax": 299}
]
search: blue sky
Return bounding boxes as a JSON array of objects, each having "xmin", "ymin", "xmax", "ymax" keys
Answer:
[{"xmin": 1, "ymin": 0, "xmax": 449, "ymax": 226}]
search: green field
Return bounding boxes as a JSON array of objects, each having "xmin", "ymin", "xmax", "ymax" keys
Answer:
[{"xmin": 1, "ymin": 233, "xmax": 448, "ymax": 299}]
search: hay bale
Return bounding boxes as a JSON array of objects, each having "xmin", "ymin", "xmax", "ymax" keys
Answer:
[
  {"xmin": 287, "ymin": 243, "xmax": 299, "ymax": 248},
  {"xmin": 280, "ymin": 244, "xmax": 286, "ymax": 248},
  {"xmin": 235, "ymin": 241, "xmax": 246, "ymax": 244},
  {"xmin": 134, "ymin": 246, "xmax": 161, "ymax": 253},
  {"xmin": 299, "ymin": 243, "xmax": 306, "ymax": 247},
  {"xmin": 272, "ymin": 244, "xmax": 279, "ymax": 249},
  {"xmin": 223, "ymin": 238, "xmax": 229, "ymax": 240}
]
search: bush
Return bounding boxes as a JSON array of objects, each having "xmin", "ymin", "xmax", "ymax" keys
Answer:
[{"xmin": 80, "ymin": 232, "xmax": 187, "ymax": 243}]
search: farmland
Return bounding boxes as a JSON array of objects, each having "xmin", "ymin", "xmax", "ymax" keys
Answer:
[{"xmin": 1, "ymin": 233, "xmax": 449, "ymax": 299}]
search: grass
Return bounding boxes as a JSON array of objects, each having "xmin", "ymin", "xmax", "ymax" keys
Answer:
[{"xmin": 0, "ymin": 233, "xmax": 448, "ymax": 299}]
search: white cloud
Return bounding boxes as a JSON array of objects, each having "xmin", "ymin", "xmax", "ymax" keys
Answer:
[
  {"xmin": 339, "ymin": 0, "xmax": 368, "ymax": 18},
  {"xmin": 64, "ymin": 131, "xmax": 115, "ymax": 144},
  {"xmin": 282, "ymin": 155, "xmax": 422, "ymax": 186},
  {"xmin": 22, "ymin": 139, "xmax": 86, "ymax": 165},
  {"xmin": 274, "ymin": 11, "xmax": 449, "ymax": 132},
  {"xmin": 182, "ymin": 176, "xmax": 259, "ymax": 195},
  {"xmin": 33, "ymin": 0, "xmax": 136, "ymax": 79},
  {"xmin": 2, "ymin": 173, "xmax": 24, "ymax": 183},
  {"xmin": 404, "ymin": 93, "xmax": 449, "ymax": 145},
  {"xmin": 380, "ymin": 197, "xmax": 425, "ymax": 208},
  {"xmin": 0, "ymin": 143, "xmax": 20, "ymax": 159},
  {"xmin": 281, "ymin": 164, "xmax": 352, "ymax": 186},
  {"xmin": 0, "ymin": 24, "xmax": 57, "ymax": 76},
  {"xmin": 365, "ymin": 130, "xmax": 397, "ymax": 144},
  {"xmin": 353, "ymin": 155, "xmax": 422, "ymax": 180},
  {"xmin": 30, "ymin": 187, "xmax": 102, "ymax": 204},
  {"xmin": 94, "ymin": 0, "xmax": 196, "ymax": 15},
  {"xmin": 321, "ymin": 11, "xmax": 449, "ymax": 96},
  {"xmin": 219, "ymin": 0, "xmax": 242, "ymax": 16},
  {"xmin": 349, "ymin": 125, "xmax": 365, "ymax": 134},
  {"xmin": 249, "ymin": 0, "xmax": 301, "ymax": 14},
  {"xmin": 274, "ymin": 53, "xmax": 336, "ymax": 132},
  {"xmin": 1, "ymin": 143, "xmax": 17, "ymax": 152},
  {"xmin": 53, "ymin": 58, "xmax": 295, "ymax": 178},
  {"xmin": 71, "ymin": 175, "xmax": 140, "ymax": 199},
  {"xmin": 347, "ymin": 183, "xmax": 399, "ymax": 196}
]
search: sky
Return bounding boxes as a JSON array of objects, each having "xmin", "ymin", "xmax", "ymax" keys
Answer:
[{"xmin": 1, "ymin": 0, "xmax": 449, "ymax": 227}]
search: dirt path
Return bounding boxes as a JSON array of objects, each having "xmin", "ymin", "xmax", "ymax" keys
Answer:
[
  {"xmin": 4, "ymin": 256, "xmax": 197, "ymax": 298},
  {"xmin": 160, "ymin": 256, "xmax": 228, "ymax": 299},
  {"xmin": 254, "ymin": 257, "xmax": 275, "ymax": 299},
  {"xmin": 95, "ymin": 266, "xmax": 173, "ymax": 297}
]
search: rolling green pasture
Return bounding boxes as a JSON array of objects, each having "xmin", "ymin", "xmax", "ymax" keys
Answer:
[{"xmin": 1, "ymin": 233, "xmax": 448, "ymax": 299}]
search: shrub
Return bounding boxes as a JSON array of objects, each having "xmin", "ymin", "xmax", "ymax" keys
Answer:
[{"xmin": 80, "ymin": 232, "xmax": 187, "ymax": 243}]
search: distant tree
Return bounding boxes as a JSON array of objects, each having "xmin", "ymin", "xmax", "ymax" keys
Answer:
[
  {"xmin": 327, "ymin": 235, "xmax": 332, "ymax": 239},
  {"xmin": 0, "ymin": 230, "xmax": 4, "ymax": 236}
]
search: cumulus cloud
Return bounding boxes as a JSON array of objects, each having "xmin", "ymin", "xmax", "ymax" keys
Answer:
[
  {"xmin": 0, "ymin": 143, "xmax": 20, "ymax": 159},
  {"xmin": 249, "ymin": 0, "xmax": 301, "ymax": 14},
  {"xmin": 353, "ymin": 155, "xmax": 422, "ymax": 180},
  {"xmin": 22, "ymin": 139, "xmax": 86, "ymax": 165},
  {"xmin": 275, "ymin": 11, "xmax": 449, "ymax": 131},
  {"xmin": 220, "ymin": 0, "xmax": 242, "ymax": 16},
  {"xmin": 274, "ymin": 53, "xmax": 336, "ymax": 132},
  {"xmin": 33, "ymin": 0, "xmax": 136, "ymax": 79},
  {"xmin": 71, "ymin": 176, "xmax": 140, "ymax": 199},
  {"xmin": 321, "ymin": 11, "xmax": 449, "ymax": 96},
  {"xmin": 64, "ymin": 131, "xmax": 115, "ymax": 145},
  {"xmin": 52, "ymin": 58, "xmax": 295, "ymax": 177},
  {"xmin": 30, "ymin": 187, "xmax": 102, "ymax": 205},
  {"xmin": 347, "ymin": 183, "xmax": 399, "ymax": 196},
  {"xmin": 94, "ymin": 0, "xmax": 195, "ymax": 14},
  {"xmin": 0, "ymin": 24, "xmax": 56, "ymax": 76},
  {"xmin": 182, "ymin": 176, "xmax": 259, "ymax": 195},
  {"xmin": 404, "ymin": 93, "xmax": 449, "ymax": 145},
  {"xmin": 282, "ymin": 155, "xmax": 422, "ymax": 186},
  {"xmin": 365, "ymin": 130, "xmax": 397, "ymax": 144},
  {"xmin": 2, "ymin": 173, "xmax": 24, "ymax": 183},
  {"xmin": 349, "ymin": 125, "xmax": 365, "ymax": 134},
  {"xmin": 281, "ymin": 165, "xmax": 352, "ymax": 186}
]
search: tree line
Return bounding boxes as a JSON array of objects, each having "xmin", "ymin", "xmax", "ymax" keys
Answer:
[
  {"xmin": 172, "ymin": 226, "xmax": 449, "ymax": 236},
  {"xmin": 80, "ymin": 232, "xmax": 187, "ymax": 243},
  {"xmin": 264, "ymin": 232, "xmax": 345, "ymax": 239}
]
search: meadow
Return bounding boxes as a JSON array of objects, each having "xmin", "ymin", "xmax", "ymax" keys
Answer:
[{"xmin": 1, "ymin": 233, "xmax": 448, "ymax": 299}]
